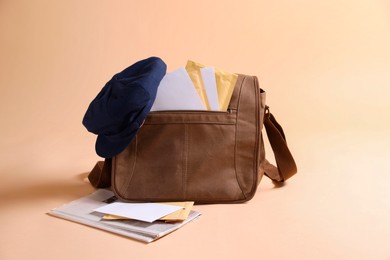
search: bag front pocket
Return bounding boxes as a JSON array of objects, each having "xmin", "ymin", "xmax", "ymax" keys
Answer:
[{"xmin": 112, "ymin": 110, "xmax": 247, "ymax": 203}]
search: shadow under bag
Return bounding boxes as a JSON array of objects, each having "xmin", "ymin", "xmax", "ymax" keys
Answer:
[{"xmin": 88, "ymin": 74, "xmax": 297, "ymax": 203}]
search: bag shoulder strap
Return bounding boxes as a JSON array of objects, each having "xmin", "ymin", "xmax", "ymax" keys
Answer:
[
  {"xmin": 263, "ymin": 108, "xmax": 297, "ymax": 182},
  {"xmin": 87, "ymin": 110, "xmax": 297, "ymax": 188}
]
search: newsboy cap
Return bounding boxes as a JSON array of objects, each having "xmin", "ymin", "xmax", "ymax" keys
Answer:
[{"xmin": 82, "ymin": 57, "xmax": 167, "ymax": 158}]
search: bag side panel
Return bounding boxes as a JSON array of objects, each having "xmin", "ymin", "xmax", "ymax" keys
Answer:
[
  {"xmin": 234, "ymin": 75, "xmax": 261, "ymax": 199},
  {"xmin": 258, "ymin": 87, "xmax": 266, "ymax": 184}
]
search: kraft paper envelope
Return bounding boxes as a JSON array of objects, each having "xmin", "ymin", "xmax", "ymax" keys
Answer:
[
  {"xmin": 185, "ymin": 60, "xmax": 210, "ymax": 110},
  {"xmin": 158, "ymin": 202, "xmax": 194, "ymax": 222},
  {"xmin": 185, "ymin": 60, "xmax": 238, "ymax": 111},
  {"xmin": 214, "ymin": 68, "xmax": 238, "ymax": 111},
  {"xmin": 200, "ymin": 67, "xmax": 220, "ymax": 111},
  {"xmin": 102, "ymin": 202, "xmax": 194, "ymax": 222},
  {"xmin": 151, "ymin": 67, "xmax": 205, "ymax": 111}
]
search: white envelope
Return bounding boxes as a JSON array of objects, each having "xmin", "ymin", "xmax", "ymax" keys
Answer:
[
  {"xmin": 151, "ymin": 67, "xmax": 205, "ymax": 111},
  {"xmin": 94, "ymin": 202, "xmax": 183, "ymax": 223},
  {"xmin": 200, "ymin": 67, "xmax": 220, "ymax": 111}
]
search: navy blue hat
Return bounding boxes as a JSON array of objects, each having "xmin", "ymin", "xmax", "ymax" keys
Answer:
[{"xmin": 82, "ymin": 57, "xmax": 167, "ymax": 158}]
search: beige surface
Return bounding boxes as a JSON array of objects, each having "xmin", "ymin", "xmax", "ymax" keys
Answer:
[{"xmin": 1, "ymin": 0, "xmax": 389, "ymax": 259}]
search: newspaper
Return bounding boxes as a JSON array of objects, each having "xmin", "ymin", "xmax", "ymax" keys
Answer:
[{"xmin": 48, "ymin": 189, "xmax": 201, "ymax": 243}]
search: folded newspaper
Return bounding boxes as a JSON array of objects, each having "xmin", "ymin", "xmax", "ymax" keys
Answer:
[{"xmin": 48, "ymin": 189, "xmax": 201, "ymax": 243}]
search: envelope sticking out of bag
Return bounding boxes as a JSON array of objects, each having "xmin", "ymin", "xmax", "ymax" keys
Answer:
[
  {"xmin": 185, "ymin": 62, "xmax": 210, "ymax": 110},
  {"xmin": 101, "ymin": 202, "xmax": 194, "ymax": 222},
  {"xmin": 186, "ymin": 60, "xmax": 238, "ymax": 111},
  {"xmin": 151, "ymin": 67, "xmax": 205, "ymax": 111},
  {"xmin": 200, "ymin": 67, "xmax": 220, "ymax": 111}
]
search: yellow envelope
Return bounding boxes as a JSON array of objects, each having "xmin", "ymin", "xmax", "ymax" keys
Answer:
[
  {"xmin": 160, "ymin": 202, "xmax": 194, "ymax": 222},
  {"xmin": 185, "ymin": 60, "xmax": 237, "ymax": 111},
  {"xmin": 102, "ymin": 202, "xmax": 194, "ymax": 222},
  {"xmin": 214, "ymin": 68, "xmax": 238, "ymax": 111},
  {"xmin": 185, "ymin": 61, "xmax": 210, "ymax": 110}
]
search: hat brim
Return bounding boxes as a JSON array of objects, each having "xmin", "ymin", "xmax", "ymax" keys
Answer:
[
  {"xmin": 96, "ymin": 128, "xmax": 138, "ymax": 158},
  {"xmin": 95, "ymin": 99, "xmax": 153, "ymax": 158}
]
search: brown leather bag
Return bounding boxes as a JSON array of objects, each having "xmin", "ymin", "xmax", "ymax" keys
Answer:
[{"xmin": 88, "ymin": 74, "xmax": 297, "ymax": 203}]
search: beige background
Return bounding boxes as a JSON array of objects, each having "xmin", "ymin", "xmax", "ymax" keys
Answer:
[{"xmin": 1, "ymin": 0, "xmax": 389, "ymax": 259}]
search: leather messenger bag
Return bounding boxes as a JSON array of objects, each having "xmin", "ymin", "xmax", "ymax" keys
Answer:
[{"xmin": 88, "ymin": 74, "xmax": 297, "ymax": 203}]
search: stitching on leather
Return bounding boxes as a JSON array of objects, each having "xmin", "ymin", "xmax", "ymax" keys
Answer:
[
  {"xmin": 234, "ymin": 76, "xmax": 247, "ymax": 199},
  {"xmin": 183, "ymin": 124, "xmax": 189, "ymax": 199},
  {"xmin": 111, "ymin": 157, "xmax": 118, "ymax": 194},
  {"xmin": 183, "ymin": 125, "xmax": 190, "ymax": 199},
  {"xmin": 252, "ymin": 76, "xmax": 260, "ymax": 193},
  {"xmin": 121, "ymin": 136, "xmax": 138, "ymax": 195}
]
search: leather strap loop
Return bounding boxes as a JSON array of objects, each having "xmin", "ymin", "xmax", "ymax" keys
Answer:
[
  {"xmin": 263, "ymin": 112, "xmax": 297, "ymax": 182},
  {"xmin": 88, "ymin": 159, "xmax": 111, "ymax": 188}
]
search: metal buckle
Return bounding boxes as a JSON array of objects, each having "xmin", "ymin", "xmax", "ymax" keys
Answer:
[{"xmin": 265, "ymin": 105, "xmax": 270, "ymax": 114}]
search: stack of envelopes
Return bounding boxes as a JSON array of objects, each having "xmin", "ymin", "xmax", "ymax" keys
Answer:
[{"xmin": 151, "ymin": 60, "xmax": 238, "ymax": 111}]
